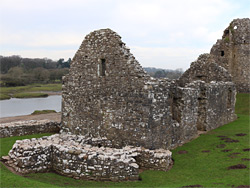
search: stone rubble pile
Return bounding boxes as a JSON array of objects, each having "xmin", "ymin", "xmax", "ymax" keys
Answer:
[
  {"xmin": 3, "ymin": 134, "xmax": 173, "ymax": 181},
  {"xmin": 0, "ymin": 120, "xmax": 60, "ymax": 138}
]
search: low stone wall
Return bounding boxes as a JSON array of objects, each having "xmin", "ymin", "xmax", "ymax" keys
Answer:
[
  {"xmin": 0, "ymin": 120, "xmax": 60, "ymax": 138},
  {"xmin": 3, "ymin": 134, "xmax": 173, "ymax": 181}
]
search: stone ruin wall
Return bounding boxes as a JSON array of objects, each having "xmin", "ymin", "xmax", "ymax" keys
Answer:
[
  {"xmin": 177, "ymin": 54, "xmax": 237, "ymax": 131},
  {"xmin": 0, "ymin": 120, "xmax": 60, "ymax": 138},
  {"xmin": 210, "ymin": 18, "xmax": 250, "ymax": 93},
  {"xmin": 3, "ymin": 27, "xmax": 238, "ymax": 182},
  {"xmin": 61, "ymin": 29, "xmax": 237, "ymax": 150},
  {"xmin": 3, "ymin": 134, "xmax": 172, "ymax": 181},
  {"xmin": 61, "ymin": 29, "xmax": 201, "ymax": 150}
]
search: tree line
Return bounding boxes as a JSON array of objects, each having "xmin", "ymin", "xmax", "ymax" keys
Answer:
[
  {"xmin": 0, "ymin": 55, "xmax": 184, "ymax": 87},
  {"xmin": 143, "ymin": 67, "xmax": 183, "ymax": 79},
  {"xmin": 0, "ymin": 55, "xmax": 71, "ymax": 86}
]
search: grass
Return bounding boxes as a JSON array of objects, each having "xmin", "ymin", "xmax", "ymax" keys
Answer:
[
  {"xmin": 26, "ymin": 84, "xmax": 62, "ymax": 92},
  {"xmin": 31, "ymin": 110, "xmax": 57, "ymax": 115},
  {"xmin": 0, "ymin": 83, "xmax": 61, "ymax": 100},
  {"xmin": 13, "ymin": 92, "xmax": 49, "ymax": 98},
  {"xmin": 0, "ymin": 93, "xmax": 11, "ymax": 100},
  {"xmin": 235, "ymin": 93, "xmax": 250, "ymax": 115},
  {"xmin": 0, "ymin": 94, "xmax": 249, "ymax": 187}
]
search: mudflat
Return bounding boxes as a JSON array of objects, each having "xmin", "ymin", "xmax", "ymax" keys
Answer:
[{"xmin": 0, "ymin": 112, "xmax": 61, "ymax": 124}]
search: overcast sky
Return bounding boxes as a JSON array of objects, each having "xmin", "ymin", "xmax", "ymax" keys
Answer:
[{"xmin": 0, "ymin": 0, "xmax": 249, "ymax": 70}]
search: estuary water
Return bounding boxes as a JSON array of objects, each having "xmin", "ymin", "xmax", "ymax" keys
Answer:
[{"xmin": 0, "ymin": 95, "xmax": 62, "ymax": 118}]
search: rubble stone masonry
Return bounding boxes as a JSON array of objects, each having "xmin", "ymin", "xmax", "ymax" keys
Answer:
[
  {"xmin": 3, "ymin": 134, "xmax": 172, "ymax": 181},
  {"xmin": 210, "ymin": 18, "xmax": 250, "ymax": 92},
  {"xmin": 0, "ymin": 120, "xmax": 60, "ymax": 138},
  {"xmin": 61, "ymin": 29, "xmax": 236, "ymax": 149},
  {"xmin": 3, "ymin": 22, "xmax": 240, "ymax": 181}
]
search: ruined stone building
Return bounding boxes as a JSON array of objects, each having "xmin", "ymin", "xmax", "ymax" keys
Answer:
[
  {"xmin": 61, "ymin": 28, "xmax": 236, "ymax": 150},
  {"xmin": 210, "ymin": 18, "xmax": 250, "ymax": 92},
  {"xmin": 4, "ymin": 22, "xmax": 240, "ymax": 181}
]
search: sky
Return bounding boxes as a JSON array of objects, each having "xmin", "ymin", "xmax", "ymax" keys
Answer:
[{"xmin": 0, "ymin": 0, "xmax": 249, "ymax": 70}]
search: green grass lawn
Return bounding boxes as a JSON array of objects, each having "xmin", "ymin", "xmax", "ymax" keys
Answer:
[
  {"xmin": 235, "ymin": 93, "xmax": 250, "ymax": 115},
  {"xmin": 26, "ymin": 83, "xmax": 62, "ymax": 92},
  {"xmin": 0, "ymin": 94, "xmax": 249, "ymax": 187},
  {"xmin": 0, "ymin": 83, "xmax": 61, "ymax": 100}
]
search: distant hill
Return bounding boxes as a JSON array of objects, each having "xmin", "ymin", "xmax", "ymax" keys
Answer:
[{"xmin": 143, "ymin": 67, "xmax": 183, "ymax": 79}]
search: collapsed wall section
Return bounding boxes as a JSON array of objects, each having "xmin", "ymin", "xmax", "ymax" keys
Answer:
[
  {"xmin": 3, "ymin": 134, "xmax": 173, "ymax": 181},
  {"xmin": 177, "ymin": 54, "xmax": 232, "ymax": 87}
]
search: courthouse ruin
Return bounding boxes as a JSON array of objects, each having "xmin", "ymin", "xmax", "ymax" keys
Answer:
[{"xmin": 4, "ymin": 18, "xmax": 248, "ymax": 181}]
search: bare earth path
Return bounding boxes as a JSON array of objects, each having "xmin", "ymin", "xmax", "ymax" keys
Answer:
[{"xmin": 0, "ymin": 112, "xmax": 61, "ymax": 124}]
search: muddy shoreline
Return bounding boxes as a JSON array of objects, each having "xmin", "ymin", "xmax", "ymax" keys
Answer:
[{"xmin": 0, "ymin": 112, "xmax": 61, "ymax": 124}]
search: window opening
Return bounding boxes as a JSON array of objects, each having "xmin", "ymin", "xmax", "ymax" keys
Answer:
[
  {"xmin": 100, "ymin": 59, "xmax": 106, "ymax": 76},
  {"xmin": 221, "ymin": 51, "xmax": 224, "ymax": 56}
]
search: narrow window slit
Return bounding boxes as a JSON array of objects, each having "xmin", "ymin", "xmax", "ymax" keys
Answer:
[
  {"xmin": 221, "ymin": 51, "xmax": 224, "ymax": 56},
  {"xmin": 100, "ymin": 59, "xmax": 106, "ymax": 76}
]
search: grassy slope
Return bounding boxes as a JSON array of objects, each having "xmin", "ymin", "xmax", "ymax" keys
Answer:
[
  {"xmin": 0, "ymin": 94, "xmax": 249, "ymax": 187},
  {"xmin": 235, "ymin": 93, "xmax": 250, "ymax": 115},
  {"xmin": 0, "ymin": 83, "xmax": 61, "ymax": 100}
]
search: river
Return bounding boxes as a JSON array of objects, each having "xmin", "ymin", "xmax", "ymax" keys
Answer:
[{"xmin": 0, "ymin": 95, "xmax": 62, "ymax": 118}]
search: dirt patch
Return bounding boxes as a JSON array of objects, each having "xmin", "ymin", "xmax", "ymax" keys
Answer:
[
  {"xmin": 217, "ymin": 144, "xmax": 226, "ymax": 148},
  {"xmin": 222, "ymin": 149, "xmax": 232, "ymax": 152},
  {"xmin": 220, "ymin": 137, "xmax": 239, "ymax": 143},
  {"xmin": 182, "ymin": 185, "xmax": 203, "ymax": 188},
  {"xmin": 178, "ymin": 150, "xmax": 188, "ymax": 154},
  {"xmin": 228, "ymin": 164, "xmax": 247, "ymax": 170},
  {"xmin": 202, "ymin": 150, "xmax": 210, "ymax": 153},
  {"xmin": 236, "ymin": 185, "xmax": 250, "ymax": 188},
  {"xmin": 0, "ymin": 112, "xmax": 61, "ymax": 124},
  {"xmin": 243, "ymin": 148, "xmax": 250, "ymax": 152},
  {"xmin": 242, "ymin": 158, "xmax": 250, "ymax": 161},
  {"xmin": 228, "ymin": 153, "xmax": 241, "ymax": 158},
  {"xmin": 235, "ymin": 133, "xmax": 247, "ymax": 136}
]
